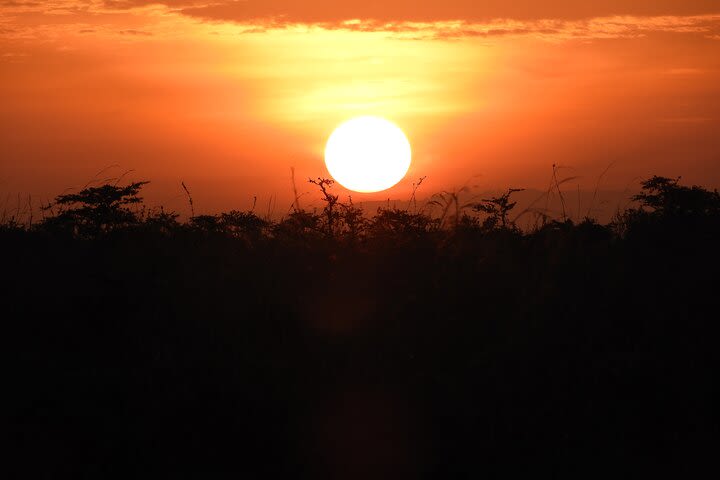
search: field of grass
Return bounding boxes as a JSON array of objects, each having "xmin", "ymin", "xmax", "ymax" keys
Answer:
[{"xmin": 4, "ymin": 175, "xmax": 719, "ymax": 478}]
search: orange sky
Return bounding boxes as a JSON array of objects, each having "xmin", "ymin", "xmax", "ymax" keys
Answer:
[{"xmin": 1, "ymin": 1, "xmax": 719, "ymax": 216}]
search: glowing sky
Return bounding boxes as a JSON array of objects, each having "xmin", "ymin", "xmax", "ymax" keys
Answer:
[{"xmin": 1, "ymin": 1, "xmax": 719, "ymax": 214}]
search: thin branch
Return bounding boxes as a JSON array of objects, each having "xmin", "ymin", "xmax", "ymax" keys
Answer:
[{"xmin": 181, "ymin": 181, "xmax": 194, "ymax": 218}]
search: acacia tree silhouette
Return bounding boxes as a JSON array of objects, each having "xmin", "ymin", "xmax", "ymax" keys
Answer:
[
  {"xmin": 632, "ymin": 176, "xmax": 720, "ymax": 217},
  {"xmin": 614, "ymin": 176, "xmax": 720, "ymax": 238},
  {"xmin": 41, "ymin": 181, "xmax": 149, "ymax": 237}
]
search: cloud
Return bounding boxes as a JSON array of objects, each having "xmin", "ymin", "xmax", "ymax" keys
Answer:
[
  {"xmin": 100, "ymin": 1, "xmax": 720, "ymax": 24},
  {"xmin": 3, "ymin": 1, "xmax": 719, "ymax": 42},
  {"xmin": 219, "ymin": 15, "xmax": 720, "ymax": 41},
  {"xmin": 102, "ymin": 0, "xmax": 199, "ymax": 8},
  {"xmin": 119, "ymin": 29, "xmax": 153, "ymax": 35},
  {"xmin": 95, "ymin": 0, "xmax": 720, "ymax": 40},
  {"xmin": 0, "ymin": 1, "xmax": 42, "ymax": 6}
]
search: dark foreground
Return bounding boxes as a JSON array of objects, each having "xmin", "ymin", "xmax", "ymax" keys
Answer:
[{"xmin": 5, "ymin": 177, "xmax": 719, "ymax": 478}]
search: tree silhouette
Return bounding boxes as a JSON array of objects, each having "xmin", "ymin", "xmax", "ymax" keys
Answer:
[
  {"xmin": 41, "ymin": 181, "xmax": 149, "ymax": 237},
  {"xmin": 615, "ymin": 176, "xmax": 720, "ymax": 238},
  {"xmin": 632, "ymin": 176, "xmax": 720, "ymax": 217}
]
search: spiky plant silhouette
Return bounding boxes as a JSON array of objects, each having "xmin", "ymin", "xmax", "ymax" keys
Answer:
[
  {"xmin": 472, "ymin": 188, "xmax": 525, "ymax": 231},
  {"xmin": 308, "ymin": 177, "xmax": 340, "ymax": 237}
]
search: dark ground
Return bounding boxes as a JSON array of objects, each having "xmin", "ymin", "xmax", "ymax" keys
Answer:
[{"xmin": 5, "ymin": 176, "xmax": 719, "ymax": 478}]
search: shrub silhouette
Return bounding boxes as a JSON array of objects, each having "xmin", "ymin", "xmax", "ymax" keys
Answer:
[
  {"xmin": 141, "ymin": 207, "xmax": 180, "ymax": 234},
  {"xmin": 472, "ymin": 188, "xmax": 525, "ymax": 231},
  {"xmin": 220, "ymin": 210, "xmax": 269, "ymax": 241},
  {"xmin": 189, "ymin": 213, "xmax": 224, "ymax": 233},
  {"xmin": 273, "ymin": 209, "xmax": 322, "ymax": 241},
  {"xmin": 369, "ymin": 207, "xmax": 439, "ymax": 239},
  {"xmin": 306, "ymin": 177, "xmax": 369, "ymax": 241},
  {"xmin": 308, "ymin": 177, "xmax": 340, "ymax": 237}
]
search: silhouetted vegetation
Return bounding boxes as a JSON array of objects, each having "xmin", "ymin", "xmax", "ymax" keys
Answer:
[{"xmin": 5, "ymin": 175, "xmax": 719, "ymax": 478}]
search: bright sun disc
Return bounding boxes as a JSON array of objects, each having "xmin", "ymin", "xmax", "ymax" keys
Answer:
[{"xmin": 325, "ymin": 116, "xmax": 412, "ymax": 193}]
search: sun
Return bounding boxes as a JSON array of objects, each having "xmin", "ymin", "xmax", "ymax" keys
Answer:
[{"xmin": 324, "ymin": 116, "xmax": 412, "ymax": 193}]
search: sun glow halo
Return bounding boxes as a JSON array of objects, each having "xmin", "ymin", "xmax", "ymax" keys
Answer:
[{"xmin": 324, "ymin": 116, "xmax": 412, "ymax": 193}]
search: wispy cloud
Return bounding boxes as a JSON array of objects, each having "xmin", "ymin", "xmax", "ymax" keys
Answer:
[
  {"xmin": 2, "ymin": 1, "xmax": 720, "ymax": 42},
  {"xmin": 102, "ymin": 1, "xmax": 720, "ymax": 24},
  {"xmin": 225, "ymin": 15, "xmax": 720, "ymax": 42},
  {"xmin": 119, "ymin": 28, "xmax": 152, "ymax": 35},
  {"xmin": 100, "ymin": 1, "xmax": 720, "ymax": 41},
  {"xmin": 0, "ymin": 1, "xmax": 43, "ymax": 6}
]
